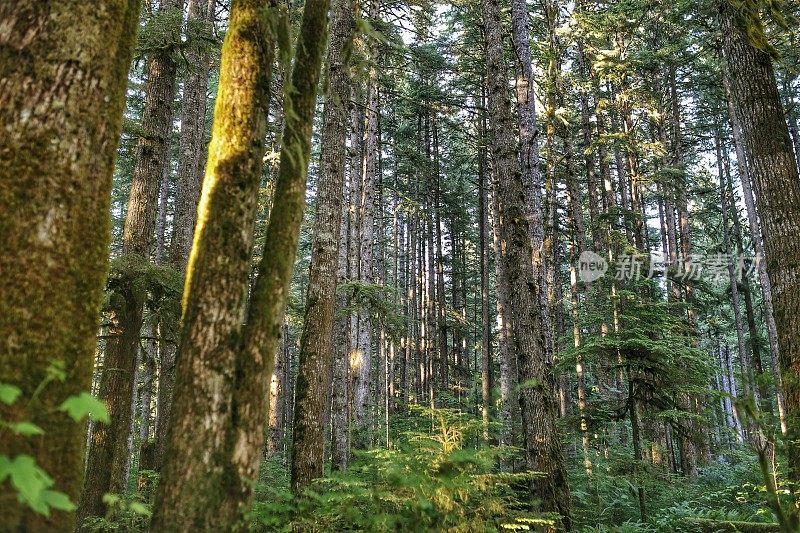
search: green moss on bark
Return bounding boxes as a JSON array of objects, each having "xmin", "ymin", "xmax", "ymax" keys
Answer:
[{"xmin": 0, "ymin": 2, "xmax": 140, "ymax": 531}]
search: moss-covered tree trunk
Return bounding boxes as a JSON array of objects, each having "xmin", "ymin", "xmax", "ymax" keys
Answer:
[
  {"xmin": 77, "ymin": 0, "xmax": 182, "ymax": 523},
  {"xmin": 291, "ymin": 0, "xmax": 356, "ymax": 494},
  {"xmin": 151, "ymin": 0, "xmax": 330, "ymax": 527},
  {"xmin": 149, "ymin": 0, "xmax": 276, "ymax": 528},
  {"xmin": 720, "ymin": 1, "xmax": 800, "ymax": 483},
  {"xmin": 0, "ymin": 1, "xmax": 139, "ymax": 530},
  {"xmin": 480, "ymin": 0, "xmax": 571, "ymax": 528}
]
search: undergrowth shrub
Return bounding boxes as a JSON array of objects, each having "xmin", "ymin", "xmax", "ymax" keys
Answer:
[{"xmin": 251, "ymin": 407, "xmax": 556, "ymax": 532}]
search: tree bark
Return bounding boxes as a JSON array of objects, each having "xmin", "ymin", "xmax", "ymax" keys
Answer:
[
  {"xmin": 291, "ymin": 0, "xmax": 357, "ymax": 493},
  {"xmin": 152, "ymin": 0, "xmax": 332, "ymax": 527},
  {"xmin": 152, "ymin": 0, "xmax": 218, "ymax": 472},
  {"xmin": 720, "ymin": 2, "xmax": 800, "ymax": 480},
  {"xmin": 510, "ymin": 0, "xmax": 552, "ymax": 365},
  {"xmin": 79, "ymin": 0, "xmax": 182, "ymax": 522},
  {"xmin": 722, "ymin": 66, "xmax": 788, "ymax": 434},
  {"xmin": 331, "ymin": 131, "xmax": 353, "ymax": 470},
  {"xmin": 0, "ymin": 2, "xmax": 139, "ymax": 530},
  {"xmin": 481, "ymin": 0, "xmax": 571, "ymax": 526},
  {"xmin": 478, "ymin": 102, "xmax": 493, "ymax": 442},
  {"xmin": 169, "ymin": 0, "xmax": 217, "ymax": 273}
]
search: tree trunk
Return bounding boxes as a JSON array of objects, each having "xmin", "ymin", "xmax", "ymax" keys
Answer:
[
  {"xmin": 720, "ymin": 2, "xmax": 800, "ymax": 480},
  {"xmin": 291, "ymin": 0, "xmax": 357, "ymax": 493},
  {"xmin": 566, "ymin": 132, "xmax": 592, "ymax": 476},
  {"xmin": 481, "ymin": 0, "xmax": 571, "ymax": 527},
  {"xmin": 433, "ymin": 118, "xmax": 449, "ymax": 391},
  {"xmin": 169, "ymin": 0, "xmax": 217, "ymax": 273},
  {"xmin": 152, "ymin": 0, "xmax": 218, "ymax": 471},
  {"xmin": 267, "ymin": 324, "xmax": 288, "ymax": 457},
  {"xmin": 717, "ymin": 133, "xmax": 756, "ymax": 404},
  {"xmin": 722, "ymin": 66, "xmax": 788, "ymax": 434},
  {"xmin": 478, "ymin": 104, "xmax": 493, "ymax": 442},
  {"xmin": 152, "ymin": 0, "xmax": 331, "ymax": 526},
  {"xmin": 510, "ymin": 0, "xmax": 552, "ymax": 367},
  {"xmin": 0, "ymin": 2, "xmax": 139, "ymax": 529},
  {"xmin": 78, "ymin": 0, "xmax": 182, "ymax": 523}
]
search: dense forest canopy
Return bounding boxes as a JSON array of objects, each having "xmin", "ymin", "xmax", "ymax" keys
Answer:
[{"xmin": 1, "ymin": 0, "xmax": 800, "ymax": 531}]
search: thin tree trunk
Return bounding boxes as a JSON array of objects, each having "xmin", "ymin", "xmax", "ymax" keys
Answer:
[
  {"xmin": 478, "ymin": 104, "xmax": 493, "ymax": 442},
  {"xmin": 291, "ymin": 0, "xmax": 357, "ymax": 492},
  {"xmin": 154, "ymin": 0, "xmax": 217, "ymax": 469},
  {"xmin": 80, "ymin": 0, "xmax": 182, "ymax": 522},
  {"xmin": 169, "ymin": 0, "xmax": 217, "ymax": 272},
  {"xmin": 566, "ymin": 131, "xmax": 592, "ymax": 476},
  {"xmin": 629, "ymin": 378, "xmax": 647, "ymax": 522},
  {"xmin": 717, "ymin": 132, "xmax": 756, "ymax": 405},
  {"xmin": 352, "ymin": 23, "xmax": 381, "ymax": 443},
  {"xmin": 268, "ymin": 324, "xmax": 288, "ymax": 457},
  {"xmin": 433, "ymin": 118, "xmax": 448, "ymax": 391}
]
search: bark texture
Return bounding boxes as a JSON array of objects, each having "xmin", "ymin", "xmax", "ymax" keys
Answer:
[
  {"xmin": 291, "ymin": 0, "xmax": 357, "ymax": 493},
  {"xmin": 169, "ymin": 0, "xmax": 217, "ymax": 273},
  {"xmin": 480, "ymin": 0, "xmax": 571, "ymax": 527},
  {"xmin": 152, "ymin": 0, "xmax": 330, "ymax": 527},
  {"xmin": 720, "ymin": 1, "xmax": 800, "ymax": 481},
  {"xmin": 0, "ymin": 1, "xmax": 139, "ymax": 530}
]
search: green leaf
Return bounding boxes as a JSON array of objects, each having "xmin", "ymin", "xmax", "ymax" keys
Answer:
[
  {"xmin": 42, "ymin": 490, "xmax": 75, "ymax": 512},
  {"xmin": 59, "ymin": 392, "xmax": 110, "ymax": 424},
  {"xmin": 45, "ymin": 361, "xmax": 67, "ymax": 383},
  {"xmin": 0, "ymin": 455, "xmax": 12, "ymax": 483},
  {"xmin": 4, "ymin": 455, "xmax": 55, "ymax": 515},
  {"xmin": 7, "ymin": 422, "xmax": 45, "ymax": 436},
  {"xmin": 102, "ymin": 493, "xmax": 121, "ymax": 507},
  {"xmin": 129, "ymin": 501, "xmax": 152, "ymax": 517},
  {"xmin": 0, "ymin": 383, "xmax": 22, "ymax": 405}
]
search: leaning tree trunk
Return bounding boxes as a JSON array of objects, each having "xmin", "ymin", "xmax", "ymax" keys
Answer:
[
  {"xmin": 291, "ymin": 0, "xmax": 357, "ymax": 493},
  {"xmin": 0, "ymin": 2, "xmax": 139, "ymax": 530},
  {"xmin": 151, "ymin": 0, "xmax": 330, "ymax": 528},
  {"xmin": 720, "ymin": 1, "xmax": 800, "ymax": 482},
  {"xmin": 152, "ymin": 0, "xmax": 218, "ymax": 472},
  {"xmin": 480, "ymin": 0, "xmax": 571, "ymax": 528},
  {"xmin": 78, "ymin": 0, "xmax": 182, "ymax": 523},
  {"xmin": 150, "ymin": 0, "xmax": 276, "ymax": 528}
]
